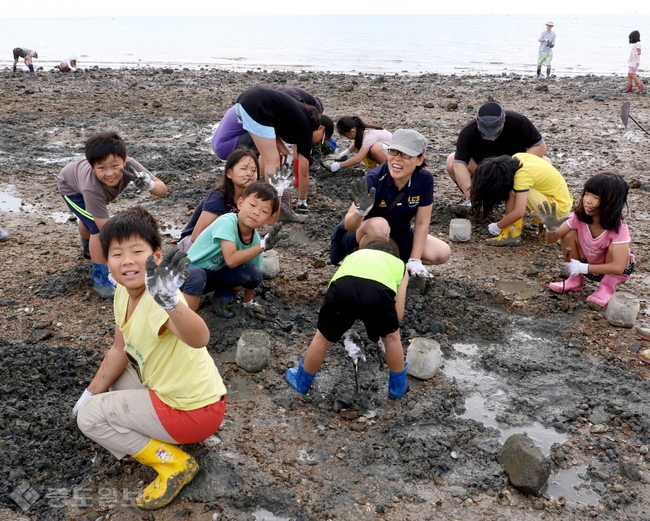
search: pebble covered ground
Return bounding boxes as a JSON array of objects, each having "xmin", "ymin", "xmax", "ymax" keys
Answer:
[{"xmin": 1, "ymin": 66, "xmax": 650, "ymax": 521}]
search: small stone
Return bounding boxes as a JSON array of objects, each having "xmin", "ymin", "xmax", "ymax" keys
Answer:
[
  {"xmin": 590, "ymin": 424, "xmax": 608, "ymax": 434},
  {"xmin": 392, "ymin": 496, "xmax": 400, "ymax": 503},
  {"xmin": 296, "ymin": 272, "xmax": 309, "ymax": 281},
  {"xmin": 313, "ymin": 260, "xmax": 326, "ymax": 269},
  {"xmin": 639, "ymin": 445, "xmax": 648, "ymax": 455},
  {"xmin": 424, "ymin": 102, "xmax": 435, "ymax": 108},
  {"xmin": 498, "ymin": 433, "xmax": 550, "ymax": 495},
  {"xmin": 612, "ymin": 484, "xmax": 625, "ymax": 493},
  {"xmin": 212, "ymin": 514, "xmax": 221, "ymax": 521},
  {"xmin": 375, "ymin": 504, "xmax": 386, "ymax": 513},
  {"xmin": 152, "ymin": 100, "xmax": 163, "ymax": 107},
  {"xmin": 342, "ymin": 85, "xmax": 354, "ymax": 92},
  {"xmin": 84, "ymin": 511, "xmax": 100, "ymax": 521},
  {"xmin": 535, "ymin": 84, "xmax": 549, "ymax": 92},
  {"xmin": 446, "ymin": 102, "xmax": 458, "ymax": 111}
]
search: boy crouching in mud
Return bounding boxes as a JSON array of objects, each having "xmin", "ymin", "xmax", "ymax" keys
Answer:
[
  {"xmin": 286, "ymin": 237, "xmax": 410, "ymax": 398},
  {"xmin": 72, "ymin": 207, "xmax": 226, "ymax": 510},
  {"xmin": 57, "ymin": 131, "xmax": 167, "ymax": 298}
]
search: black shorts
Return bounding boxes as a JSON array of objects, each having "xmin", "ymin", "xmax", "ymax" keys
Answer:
[
  {"xmin": 317, "ymin": 276, "xmax": 399, "ymax": 343},
  {"xmin": 13, "ymin": 48, "xmax": 27, "ymax": 60},
  {"xmin": 331, "ymin": 222, "xmax": 414, "ymax": 264}
]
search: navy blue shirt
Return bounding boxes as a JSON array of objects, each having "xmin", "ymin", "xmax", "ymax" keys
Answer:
[
  {"xmin": 180, "ymin": 190, "xmax": 237, "ymax": 239},
  {"xmin": 364, "ymin": 163, "xmax": 434, "ymax": 234}
]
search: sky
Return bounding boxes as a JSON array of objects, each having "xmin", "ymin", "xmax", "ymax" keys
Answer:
[{"xmin": 3, "ymin": 0, "xmax": 647, "ymax": 17}]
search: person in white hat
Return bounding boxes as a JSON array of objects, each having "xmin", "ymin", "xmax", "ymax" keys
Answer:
[
  {"xmin": 537, "ymin": 22, "xmax": 556, "ymax": 77},
  {"xmin": 59, "ymin": 54, "xmax": 78, "ymax": 72}
]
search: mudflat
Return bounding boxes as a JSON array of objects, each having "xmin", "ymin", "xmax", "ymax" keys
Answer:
[{"xmin": 1, "ymin": 67, "xmax": 649, "ymax": 521}]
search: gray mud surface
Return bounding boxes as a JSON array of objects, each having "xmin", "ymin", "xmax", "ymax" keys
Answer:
[{"xmin": 1, "ymin": 67, "xmax": 650, "ymax": 521}]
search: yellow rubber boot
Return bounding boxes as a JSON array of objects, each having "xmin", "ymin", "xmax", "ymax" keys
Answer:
[
  {"xmin": 485, "ymin": 218, "xmax": 523, "ymax": 247},
  {"xmin": 131, "ymin": 439, "xmax": 199, "ymax": 510},
  {"xmin": 530, "ymin": 214, "xmax": 545, "ymax": 237}
]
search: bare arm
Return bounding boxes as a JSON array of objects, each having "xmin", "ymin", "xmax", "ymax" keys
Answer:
[
  {"xmin": 409, "ymin": 204, "xmax": 433, "ymax": 261},
  {"xmin": 498, "ymin": 191, "xmax": 527, "ymax": 229},
  {"xmin": 546, "ymin": 220, "xmax": 572, "ymax": 244},
  {"xmin": 586, "ymin": 243, "xmax": 631, "ymax": 275},
  {"xmin": 161, "ymin": 300, "xmax": 210, "ymax": 348},
  {"xmin": 191, "ymin": 211, "xmax": 220, "ymax": 242},
  {"xmin": 150, "ymin": 177, "xmax": 168, "ymax": 197},
  {"xmin": 86, "ymin": 328, "xmax": 129, "ymax": 394},
  {"xmin": 395, "ymin": 272, "xmax": 409, "ymax": 322},
  {"xmin": 343, "ymin": 201, "xmax": 364, "ymax": 232},
  {"xmin": 526, "ymin": 141, "xmax": 547, "ymax": 158},
  {"xmin": 221, "ymin": 238, "xmax": 263, "ymax": 268},
  {"xmin": 452, "ymin": 162, "xmax": 472, "ymax": 198}
]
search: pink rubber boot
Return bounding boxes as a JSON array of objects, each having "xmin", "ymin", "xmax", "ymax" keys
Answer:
[
  {"xmin": 548, "ymin": 275, "xmax": 584, "ymax": 293},
  {"xmin": 586, "ymin": 274, "xmax": 629, "ymax": 307}
]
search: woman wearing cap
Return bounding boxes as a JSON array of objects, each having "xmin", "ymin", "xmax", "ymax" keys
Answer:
[
  {"xmin": 330, "ymin": 129, "xmax": 451, "ymax": 277},
  {"xmin": 537, "ymin": 22, "xmax": 556, "ymax": 78}
]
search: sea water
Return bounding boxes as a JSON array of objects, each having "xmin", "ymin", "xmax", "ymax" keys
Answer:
[{"xmin": 1, "ymin": 13, "xmax": 648, "ymax": 75}]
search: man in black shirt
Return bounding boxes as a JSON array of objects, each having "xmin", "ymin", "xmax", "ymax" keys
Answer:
[{"xmin": 445, "ymin": 102, "xmax": 548, "ymax": 203}]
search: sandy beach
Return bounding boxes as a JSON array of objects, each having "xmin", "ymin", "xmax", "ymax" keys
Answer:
[{"xmin": 1, "ymin": 67, "xmax": 650, "ymax": 521}]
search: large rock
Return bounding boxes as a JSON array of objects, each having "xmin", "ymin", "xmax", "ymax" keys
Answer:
[
  {"xmin": 235, "ymin": 330, "xmax": 271, "ymax": 373},
  {"xmin": 497, "ymin": 433, "xmax": 550, "ymax": 495}
]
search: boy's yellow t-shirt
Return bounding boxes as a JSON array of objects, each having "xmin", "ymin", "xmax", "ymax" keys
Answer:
[
  {"xmin": 330, "ymin": 249, "xmax": 405, "ymax": 293},
  {"xmin": 114, "ymin": 285, "xmax": 226, "ymax": 410},
  {"xmin": 512, "ymin": 153, "xmax": 573, "ymax": 215}
]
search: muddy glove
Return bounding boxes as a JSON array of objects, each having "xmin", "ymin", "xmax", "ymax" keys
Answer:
[
  {"xmin": 488, "ymin": 222, "xmax": 502, "ymax": 236},
  {"xmin": 243, "ymin": 300, "xmax": 263, "ymax": 319},
  {"xmin": 407, "ymin": 258, "xmax": 431, "ymax": 278},
  {"xmin": 71, "ymin": 389, "xmax": 94, "ymax": 419},
  {"xmin": 260, "ymin": 222, "xmax": 283, "ymax": 252},
  {"xmin": 560, "ymin": 259, "xmax": 589, "ymax": 277},
  {"xmin": 145, "ymin": 248, "xmax": 190, "ymax": 310},
  {"xmin": 530, "ymin": 201, "xmax": 569, "ymax": 233},
  {"xmin": 349, "ymin": 178, "xmax": 376, "ymax": 216},
  {"xmin": 330, "ymin": 162, "xmax": 342, "ymax": 173},
  {"xmin": 336, "ymin": 149, "xmax": 351, "ymax": 161},
  {"xmin": 268, "ymin": 164, "xmax": 292, "ymax": 197},
  {"xmin": 121, "ymin": 162, "xmax": 155, "ymax": 192}
]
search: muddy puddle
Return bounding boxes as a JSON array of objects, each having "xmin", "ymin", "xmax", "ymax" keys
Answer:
[{"xmin": 0, "ymin": 187, "xmax": 71, "ymax": 224}]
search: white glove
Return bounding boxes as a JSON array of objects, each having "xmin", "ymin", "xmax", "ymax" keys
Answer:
[
  {"xmin": 561, "ymin": 259, "xmax": 589, "ymax": 277},
  {"xmin": 330, "ymin": 162, "xmax": 341, "ymax": 173},
  {"xmin": 336, "ymin": 149, "xmax": 351, "ymax": 161},
  {"xmin": 71, "ymin": 389, "xmax": 95, "ymax": 418},
  {"xmin": 406, "ymin": 258, "xmax": 431, "ymax": 278},
  {"xmin": 260, "ymin": 222, "xmax": 283, "ymax": 252},
  {"xmin": 488, "ymin": 222, "xmax": 502, "ymax": 236}
]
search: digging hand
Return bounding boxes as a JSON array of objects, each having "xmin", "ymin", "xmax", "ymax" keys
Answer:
[
  {"xmin": 560, "ymin": 258, "xmax": 589, "ymax": 277},
  {"xmin": 530, "ymin": 201, "xmax": 569, "ymax": 233},
  {"xmin": 269, "ymin": 164, "xmax": 292, "ymax": 196},
  {"xmin": 488, "ymin": 222, "xmax": 502, "ymax": 236},
  {"xmin": 336, "ymin": 149, "xmax": 351, "ymax": 161},
  {"xmin": 121, "ymin": 161, "xmax": 155, "ymax": 191},
  {"xmin": 329, "ymin": 162, "xmax": 341, "ymax": 173},
  {"xmin": 349, "ymin": 178, "xmax": 376, "ymax": 216},
  {"xmin": 260, "ymin": 222, "xmax": 283, "ymax": 252},
  {"xmin": 145, "ymin": 247, "xmax": 190, "ymax": 310},
  {"xmin": 71, "ymin": 389, "xmax": 95, "ymax": 419},
  {"xmin": 407, "ymin": 258, "xmax": 431, "ymax": 278}
]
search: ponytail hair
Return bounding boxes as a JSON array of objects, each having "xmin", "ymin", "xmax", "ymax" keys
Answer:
[
  {"xmin": 470, "ymin": 155, "xmax": 521, "ymax": 219},
  {"xmin": 575, "ymin": 173, "xmax": 628, "ymax": 232},
  {"xmin": 336, "ymin": 116, "xmax": 383, "ymax": 151}
]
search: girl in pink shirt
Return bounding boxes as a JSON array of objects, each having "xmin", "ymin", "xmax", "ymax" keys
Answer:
[
  {"xmin": 627, "ymin": 30, "xmax": 643, "ymax": 93},
  {"xmin": 543, "ymin": 173, "xmax": 634, "ymax": 307}
]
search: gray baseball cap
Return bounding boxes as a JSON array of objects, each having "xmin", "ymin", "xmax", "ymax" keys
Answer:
[
  {"xmin": 476, "ymin": 102, "xmax": 506, "ymax": 140},
  {"xmin": 389, "ymin": 129, "xmax": 428, "ymax": 156}
]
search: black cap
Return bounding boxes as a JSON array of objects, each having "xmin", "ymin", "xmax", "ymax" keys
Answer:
[{"xmin": 476, "ymin": 102, "xmax": 505, "ymax": 140}]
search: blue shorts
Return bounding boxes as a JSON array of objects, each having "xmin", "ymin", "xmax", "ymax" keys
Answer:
[
  {"xmin": 61, "ymin": 193, "xmax": 100, "ymax": 235},
  {"xmin": 235, "ymin": 103, "xmax": 276, "ymax": 139},
  {"xmin": 181, "ymin": 264, "xmax": 263, "ymax": 296}
]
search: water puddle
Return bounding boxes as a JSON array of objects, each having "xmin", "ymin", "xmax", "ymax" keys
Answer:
[
  {"xmin": 496, "ymin": 281, "xmax": 542, "ymax": 299},
  {"xmin": 225, "ymin": 378, "xmax": 262, "ymax": 401},
  {"xmin": 546, "ymin": 464, "xmax": 595, "ymax": 503},
  {"xmin": 252, "ymin": 508, "xmax": 294, "ymax": 521},
  {"xmin": 287, "ymin": 230, "xmax": 316, "ymax": 246},
  {"xmin": 0, "ymin": 188, "xmax": 72, "ymax": 224}
]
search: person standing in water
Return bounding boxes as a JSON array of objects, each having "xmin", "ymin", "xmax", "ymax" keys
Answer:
[{"xmin": 537, "ymin": 22, "xmax": 556, "ymax": 78}]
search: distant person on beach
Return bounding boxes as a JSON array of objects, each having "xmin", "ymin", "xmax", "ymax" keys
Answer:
[
  {"xmin": 627, "ymin": 31, "xmax": 643, "ymax": 93},
  {"xmin": 59, "ymin": 55, "xmax": 78, "ymax": 72},
  {"xmin": 12, "ymin": 47, "xmax": 37, "ymax": 72},
  {"xmin": 445, "ymin": 102, "xmax": 548, "ymax": 206},
  {"xmin": 537, "ymin": 21, "xmax": 556, "ymax": 78},
  {"xmin": 286, "ymin": 238, "xmax": 410, "ymax": 399},
  {"xmin": 469, "ymin": 153, "xmax": 572, "ymax": 247},
  {"xmin": 211, "ymin": 86, "xmax": 333, "ymax": 220},
  {"xmin": 57, "ymin": 132, "xmax": 168, "ymax": 298},
  {"xmin": 73, "ymin": 207, "xmax": 226, "ymax": 511},
  {"xmin": 329, "ymin": 116, "xmax": 392, "ymax": 172},
  {"xmin": 177, "ymin": 148, "xmax": 261, "ymax": 253},
  {"xmin": 330, "ymin": 129, "xmax": 451, "ymax": 277}
]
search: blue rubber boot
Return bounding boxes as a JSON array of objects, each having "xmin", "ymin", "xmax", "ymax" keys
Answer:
[
  {"xmin": 285, "ymin": 358, "xmax": 316, "ymax": 393},
  {"xmin": 209, "ymin": 290, "xmax": 235, "ymax": 318},
  {"xmin": 92, "ymin": 263, "xmax": 115, "ymax": 298},
  {"xmin": 388, "ymin": 363, "xmax": 409, "ymax": 399}
]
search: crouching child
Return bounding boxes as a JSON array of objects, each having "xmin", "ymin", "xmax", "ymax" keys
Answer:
[
  {"xmin": 73, "ymin": 207, "xmax": 226, "ymax": 511},
  {"xmin": 181, "ymin": 181, "xmax": 282, "ymax": 318},
  {"xmin": 286, "ymin": 237, "xmax": 410, "ymax": 398}
]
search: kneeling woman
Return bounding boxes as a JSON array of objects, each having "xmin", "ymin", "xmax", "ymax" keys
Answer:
[
  {"xmin": 470, "ymin": 153, "xmax": 573, "ymax": 246},
  {"xmin": 330, "ymin": 129, "xmax": 450, "ymax": 276}
]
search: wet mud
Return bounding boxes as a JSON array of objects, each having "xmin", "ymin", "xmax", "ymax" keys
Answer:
[{"xmin": 1, "ymin": 67, "xmax": 650, "ymax": 521}]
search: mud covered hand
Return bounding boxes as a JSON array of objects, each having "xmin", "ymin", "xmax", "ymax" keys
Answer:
[
  {"xmin": 260, "ymin": 222, "xmax": 283, "ymax": 252},
  {"xmin": 121, "ymin": 162, "xmax": 155, "ymax": 191},
  {"xmin": 71, "ymin": 389, "xmax": 94, "ymax": 419},
  {"xmin": 145, "ymin": 248, "xmax": 190, "ymax": 310},
  {"xmin": 488, "ymin": 222, "xmax": 502, "ymax": 236},
  {"xmin": 329, "ymin": 162, "xmax": 341, "ymax": 173},
  {"xmin": 269, "ymin": 164, "xmax": 292, "ymax": 196},
  {"xmin": 530, "ymin": 201, "xmax": 569, "ymax": 233},
  {"xmin": 406, "ymin": 258, "xmax": 431, "ymax": 278},
  {"xmin": 560, "ymin": 259, "xmax": 589, "ymax": 277},
  {"xmin": 349, "ymin": 178, "xmax": 376, "ymax": 216},
  {"xmin": 336, "ymin": 149, "xmax": 351, "ymax": 161}
]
